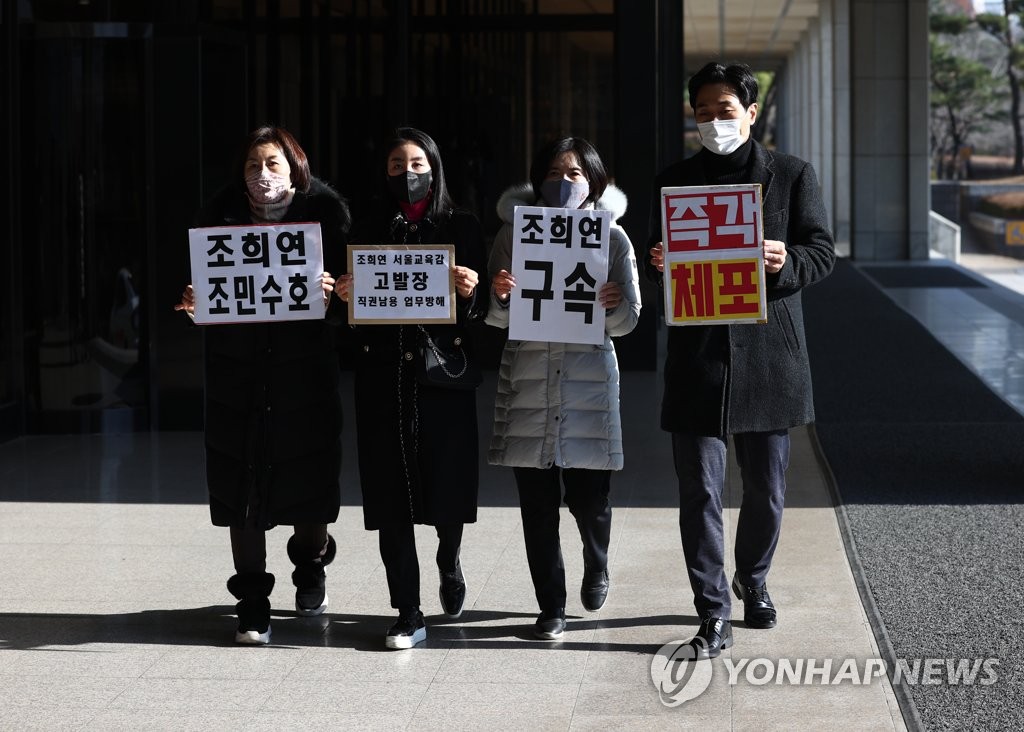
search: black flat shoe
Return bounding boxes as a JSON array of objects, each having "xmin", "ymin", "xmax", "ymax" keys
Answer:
[
  {"xmin": 439, "ymin": 561, "xmax": 467, "ymax": 618},
  {"xmin": 688, "ymin": 616, "xmax": 733, "ymax": 659},
  {"xmin": 731, "ymin": 574, "xmax": 778, "ymax": 629},
  {"xmin": 581, "ymin": 569, "xmax": 609, "ymax": 612},
  {"xmin": 533, "ymin": 608, "xmax": 566, "ymax": 640}
]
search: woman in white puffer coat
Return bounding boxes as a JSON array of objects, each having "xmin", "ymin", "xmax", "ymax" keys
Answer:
[{"xmin": 486, "ymin": 136, "xmax": 641, "ymax": 641}]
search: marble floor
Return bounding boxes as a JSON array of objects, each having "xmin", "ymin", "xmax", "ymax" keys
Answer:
[{"xmin": 5, "ymin": 253, "xmax": 1022, "ymax": 730}]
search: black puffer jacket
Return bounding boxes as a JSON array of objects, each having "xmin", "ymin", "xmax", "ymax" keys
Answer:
[
  {"xmin": 195, "ymin": 178, "xmax": 351, "ymax": 528},
  {"xmin": 344, "ymin": 202, "xmax": 487, "ymax": 530}
]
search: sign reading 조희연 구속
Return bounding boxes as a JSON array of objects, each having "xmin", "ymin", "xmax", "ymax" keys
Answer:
[
  {"xmin": 660, "ymin": 183, "xmax": 767, "ymax": 326},
  {"xmin": 346, "ymin": 244, "xmax": 457, "ymax": 324},
  {"xmin": 188, "ymin": 222, "xmax": 326, "ymax": 325},
  {"xmin": 508, "ymin": 205, "xmax": 612, "ymax": 346}
]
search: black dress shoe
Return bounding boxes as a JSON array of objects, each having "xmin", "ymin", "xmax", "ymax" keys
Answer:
[
  {"xmin": 439, "ymin": 561, "xmax": 466, "ymax": 618},
  {"xmin": 534, "ymin": 608, "xmax": 566, "ymax": 640},
  {"xmin": 731, "ymin": 574, "xmax": 778, "ymax": 629},
  {"xmin": 688, "ymin": 616, "xmax": 733, "ymax": 659},
  {"xmin": 580, "ymin": 569, "xmax": 609, "ymax": 612}
]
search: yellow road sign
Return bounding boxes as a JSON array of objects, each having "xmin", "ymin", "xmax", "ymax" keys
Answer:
[{"xmin": 1007, "ymin": 220, "xmax": 1024, "ymax": 246}]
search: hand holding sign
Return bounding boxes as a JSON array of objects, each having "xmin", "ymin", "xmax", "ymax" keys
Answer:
[
  {"xmin": 451, "ymin": 264, "xmax": 479, "ymax": 299},
  {"xmin": 763, "ymin": 239, "xmax": 787, "ymax": 273},
  {"xmin": 492, "ymin": 269, "xmax": 516, "ymax": 302}
]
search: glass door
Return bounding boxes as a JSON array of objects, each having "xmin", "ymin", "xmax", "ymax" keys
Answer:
[{"xmin": 19, "ymin": 26, "xmax": 150, "ymax": 432}]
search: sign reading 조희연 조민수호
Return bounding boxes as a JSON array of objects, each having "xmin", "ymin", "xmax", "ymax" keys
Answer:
[
  {"xmin": 508, "ymin": 205, "xmax": 612, "ymax": 346},
  {"xmin": 346, "ymin": 244, "xmax": 457, "ymax": 324},
  {"xmin": 188, "ymin": 222, "xmax": 326, "ymax": 325},
  {"xmin": 660, "ymin": 183, "xmax": 767, "ymax": 326}
]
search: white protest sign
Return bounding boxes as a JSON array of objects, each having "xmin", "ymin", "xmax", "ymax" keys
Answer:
[
  {"xmin": 508, "ymin": 205, "xmax": 612, "ymax": 345},
  {"xmin": 347, "ymin": 244, "xmax": 456, "ymax": 324},
  {"xmin": 188, "ymin": 222, "xmax": 326, "ymax": 325}
]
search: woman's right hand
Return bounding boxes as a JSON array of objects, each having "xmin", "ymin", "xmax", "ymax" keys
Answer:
[
  {"xmin": 492, "ymin": 269, "xmax": 516, "ymax": 303},
  {"xmin": 173, "ymin": 284, "xmax": 195, "ymax": 315},
  {"xmin": 334, "ymin": 273, "xmax": 354, "ymax": 302},
  {"xmin": 649, "ymin": 242, "xmax": 665, "ymax": 273}
]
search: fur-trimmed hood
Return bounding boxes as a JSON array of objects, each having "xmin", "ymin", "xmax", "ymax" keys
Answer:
[{"xmin": 496, "ymin": 182, "xmax": 628, "ymax": 225}]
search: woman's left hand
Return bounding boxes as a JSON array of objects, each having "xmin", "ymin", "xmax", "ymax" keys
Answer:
[
  {"xmin": 452, "ymin": 265, "xmax": 479, "ymax": 299},
  {"xmin": 599, "ymin": 282, "xmax": 622, "ymax": 310},
  {"xmin": 320, "ymin": 272, "xmax": 336, "ymax": 304}
]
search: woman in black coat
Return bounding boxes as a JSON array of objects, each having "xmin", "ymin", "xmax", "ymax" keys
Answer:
[
  {"xmin": 176, "ymin": 126, "xmax": 350, "ymax": 645},
  {"xmin": 335, "ymin": 127, "xmax": 487, "ymax": 649}
]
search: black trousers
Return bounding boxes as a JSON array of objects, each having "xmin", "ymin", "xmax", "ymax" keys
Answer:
[
  {"xmin": 672, "ymin": 430, "xmax": 789, "ymax": 618},
  {"xmin": 514, "ymin": 466, "xmax": 612, "ymax": 612},
  {"xmin": 231, "ymin": 523, "xmax": 328, "ymax": 574},
  {"xmin": 378, "ymin": 522, "xmax": 463, "ymax": 611}
]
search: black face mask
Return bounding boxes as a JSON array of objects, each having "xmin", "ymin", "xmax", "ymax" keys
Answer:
[{"xmin": 387, "ymin": 170, "xmax": 432, "ymax": 204}]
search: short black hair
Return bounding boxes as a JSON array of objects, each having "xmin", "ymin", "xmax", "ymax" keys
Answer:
[
  {"xmin": 383, "ymin": 126, "xmax": 454, "ymax": 219},
  {"xmin": 529, "ymin": 137, "xmax": 608, "ymax": 206},
  {"xmin": 687, "ymin": 62, "xmax": 759, "ymax": 110}
]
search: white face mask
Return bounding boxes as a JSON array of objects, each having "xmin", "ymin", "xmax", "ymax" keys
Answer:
[
  {"xmin": 697, "ymin": 117, "xmax": 746, "ymax": 156},
  {"xmin": 245, "ymin": 170, "xmax": 292, "ymax": 204}
]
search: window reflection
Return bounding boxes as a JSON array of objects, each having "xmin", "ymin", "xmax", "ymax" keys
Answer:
[{"xmin": 21, "ymin": 34, "xmax": 147, "ymax": 429}]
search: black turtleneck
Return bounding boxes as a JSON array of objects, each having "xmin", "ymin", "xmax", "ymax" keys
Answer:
[{"xmin": 700, "ymin": 138, "xmax": 754, "ymax": 185}]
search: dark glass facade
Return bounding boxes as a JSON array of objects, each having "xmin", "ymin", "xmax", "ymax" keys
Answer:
[{"xmin": 2, "ymin": 0, "xmax": 684, "ymax": 436}]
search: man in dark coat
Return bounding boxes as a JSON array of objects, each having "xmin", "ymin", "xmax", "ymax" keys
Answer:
[{"xmin": 647, "ymin": 62, "xmax": 835, "ymax": 658}]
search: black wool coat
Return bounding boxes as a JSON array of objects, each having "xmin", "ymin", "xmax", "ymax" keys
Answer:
[
  {"xmin": 195, "ymin": 178, "xmax": 351, "ymax": 528},
  {"xmin": 344, "ymin": 203, "xmax": 487, "ymax": 530},
  {"xmin": 647, "ymin": 141, "xmax": 836, "ymax": 436}
]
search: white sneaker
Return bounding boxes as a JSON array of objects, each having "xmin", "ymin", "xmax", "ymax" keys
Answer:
[
  {"xmin": 296, "ymin": 592, "xmax": 329, "ymax": 617},
  {"xmin": 384, "ymin": 610, "xmax": 427, "ymax": 649},
  {"xmin": 235, "ymin": 627, "xmax": 271, "ymax": 645}
]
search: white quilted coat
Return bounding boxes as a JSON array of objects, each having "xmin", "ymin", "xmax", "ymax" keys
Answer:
[{"xmin": 486, "ymin": 183, "xmax": 641, "ymax": 470}]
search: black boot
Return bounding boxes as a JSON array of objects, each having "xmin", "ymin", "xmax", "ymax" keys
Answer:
[
  {"xmin": 287, "ymin": 534, "xmax": 336, "ymax": 616},
  {"xmin": 577, "ymin": 508, "xmax": 611, "ymax": 612},
  {"xmin": 226, "ymin": 571, "xmax": 275, "ymax": 645}
]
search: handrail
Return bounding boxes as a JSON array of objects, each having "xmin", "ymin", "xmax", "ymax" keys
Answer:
[{"xmin": 929, "ymin": 210, "xmax": 961, "ymax": 264}]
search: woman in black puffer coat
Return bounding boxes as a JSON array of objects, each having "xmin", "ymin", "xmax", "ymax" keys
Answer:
[
  {"xmin": 335, "ymin": 127, "xmax": 487, "ymax": 650},
  {"xmin": 176, "ymin": 126, "xmax": 350, "ymax": 645}
]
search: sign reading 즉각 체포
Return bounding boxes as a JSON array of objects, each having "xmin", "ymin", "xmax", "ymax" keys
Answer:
[{"xmin": 659, "ymin": 184, "xmax": 766, "ymax": 326}]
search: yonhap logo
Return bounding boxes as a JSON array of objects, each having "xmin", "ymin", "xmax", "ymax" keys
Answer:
[
  {"xmin": 650, "ymin": 639, "xmax": 714, "ymax": 707},
  {"xmin": 648, "ymin": 646, "xmax": 1000, "ymax": 708}
]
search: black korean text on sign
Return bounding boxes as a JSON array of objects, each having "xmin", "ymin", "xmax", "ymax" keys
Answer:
[
  {"xmin": 563, "ymin": 262, "xmax": 597, "ymax": 324},
  {"xmin": 521, "ymin": 260, "xmax": 555, "ymax": 321},
  {"xmin": 577, "ymin": 216, "xmax": 603, "ymax": 249},
  {"xmin": 241, "ymin": 231, "xmax": 270, "ymax": 267},
  {"xmin": 277, "ymin": 230, "xmax": 307, "ymax": 265},
  {"xmin": 288, "ymin": 273, "xmax": 310, "ymax": 311},
  {"xmin": 206, "ymin": 234, "xmax": 235, "ymax": 267},
  {"xmin": 208, "ymin": 277, "xmax": 230, "ymax": 314},
  {"xmin": 234, "ymin": 275, "xmax": 257, "ymax": 315},
  {"xmin": 521, "ymin": 212, "xmax": 545, "ymax": 244},
  {"xmin": 261, "ymin": 276, "xmax": 284, "ymax": 314}
]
